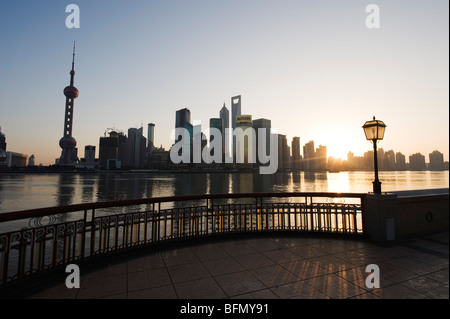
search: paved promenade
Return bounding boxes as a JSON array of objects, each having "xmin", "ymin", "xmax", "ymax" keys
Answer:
[{"xmin": 8, "ymin": 232, "xmax": 450, "ymax": 299}]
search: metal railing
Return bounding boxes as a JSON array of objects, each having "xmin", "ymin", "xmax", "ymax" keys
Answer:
[{"xmin": 0, "ymin": 192, "xmax": 365, "ymax": 287}]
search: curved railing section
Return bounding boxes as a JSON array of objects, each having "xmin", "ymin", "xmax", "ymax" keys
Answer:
[{"xmin": 0, "ymin": 192, "xmax": 365, "ymax": 287}]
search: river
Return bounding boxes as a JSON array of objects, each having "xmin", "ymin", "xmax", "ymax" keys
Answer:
[{"xmin": 0, "ymin": 170, "xmax": 448, "ymax": 213}]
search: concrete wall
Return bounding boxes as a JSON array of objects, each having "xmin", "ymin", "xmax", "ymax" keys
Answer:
[
  {"xmin": 396, "ymin": 194, "xmax": 449, "ymax": 238},
  {"xmin": 362, "ymin": 190, "xmax": 449, "ymax": 243}
]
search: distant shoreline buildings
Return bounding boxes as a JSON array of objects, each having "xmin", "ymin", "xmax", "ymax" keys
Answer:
[
  {"xmin": 0, "ymin": 46, "xmax": 448, "ymax": 174},
  {"xmin": 0, "ymin": 93, "xmax": 448, "ymax": 172},
  {"xmin": 1, "ymin": 92, "xmax": 449, "ymax": 172}
]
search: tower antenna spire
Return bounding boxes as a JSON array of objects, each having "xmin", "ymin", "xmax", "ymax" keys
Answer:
[{"xmin": 72, "ymin": 41, "xmax": 76, "ymax": 71}]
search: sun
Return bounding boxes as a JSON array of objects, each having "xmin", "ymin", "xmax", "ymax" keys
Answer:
[{"xmin": 327, "ymin": 144, "xmax": 350, "ymax": 161}]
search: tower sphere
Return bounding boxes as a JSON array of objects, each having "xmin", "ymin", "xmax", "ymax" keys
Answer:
[
  {"xmin": 59, "ymin": 136, "xmax": 77, "ymax": 149},
  {"xmin": 64, "ymin": 86, "xmax": 79, "ymax": 99}
]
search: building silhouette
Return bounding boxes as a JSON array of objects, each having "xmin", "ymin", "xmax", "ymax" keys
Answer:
[
  {"xmin": 127, "ymin": 127, "xmax": 147, "ymax": 169},
  {"xmin": 291, "ymin": 137, "xmax": 301, "ymax": 170},
  {"xmin": 236, "ymin": 115, "xmax": 253, "ymax": 165},
  {"xmin": 0, "ymin": 127, "xmax": 6, "ymax": 152},
  {"xmin": 231, "ymin": 96, "xmax": 242, "ymax": 159},
  {"xmin": 277, "ymin": 134, "xmax": 289, "ymax": 170},
  {"xmin": 147, "ymin": 123, "xmax": 155, "ymax": 151},
  {"xmin": 28, "ymin": 154, "xmax": 35, "ymax": 167},
  {"xmin": 409, "ymin": 153, "xmax": 427, "ymax": 171},
  {"xmin": 83, "ymin": 145, "xmax": 96, "ymax": 168},
  {"xmin": 396, "ymin": 152, "xmax": 407, "ymax": 170},
  {"xmin": 383, "ymin": 150, "xmax": 396, "ymax": 170},
  {"xmin": 5, "ymin": 152, "xmax": 28, "ymax": 168},
  {"xmin": 175, "ymin": 108, "xmax": 191, "ymax": 142},
  {"xmin": 429, "ymin": 150, "xmax": 445, "ymax": 170},
  {"xmin": 220, "ymin": 103, "xmax": 230, "ymax": 159},
  {"xmin": 58, "ymin": 42, "xmax": 79, "ymax": 165},
  {"xmin": 231, "ymin": 96, "xmax": 241, "ymax": 131},
  {"xmin": 209, "ymin": 118, "xmax": 223, "ymax": 162},
  {"xmin": 220, "ymin": 103, "xmax": 229, "ymax": 131},
  {"xmin": 303, "ymin": 141, "xmax": 315, "ymax": 171},
  {"xmin": 99, "ymin": 130, "xmax": 127, "ymax": 169},
  {"xmin": 252, "ymin": 118, "xmax": 271, "ymax": 166}
]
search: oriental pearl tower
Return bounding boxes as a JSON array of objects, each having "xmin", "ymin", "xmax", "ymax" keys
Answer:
[{"xmin": 58, "ymin": 42, "xmax": 79, "ymax": 165}]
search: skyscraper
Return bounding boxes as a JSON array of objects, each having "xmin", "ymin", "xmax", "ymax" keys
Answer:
[
  {"xmin": 147, "ymin": 123, "xmax": 155, "ymax": 151},
  {"xmin": 176, "ymin": 108, "xmax": 191, "ymax": 129},
  {"xmin": 58, "ymin": 42, "xmax": 79, "ymax": 165},
  {"xmin": 84, "ymin": 145, "xmax": 96, "ymax": 166},
  {"xmin": 175, "ymin": 108, "xmax": 191, "ymax": 144},
  {"xmin": 220, "ymin": 103, "xmax": 230, "ymax": 159},
  {"xmin": 409, "ymin": 153, "xmax": 426, "ymax": 170},
  {"xmin": 277, "ymin": 134, "xmax": 289, "ymax": 170},
  {"xmin": 252, "ymin": 118, "xmax": 271, "ymax": 165},
  {"xmin": 0, "ymin": 127, "xmax": 6, "ymax": 152},
  {"xmin": 303, "ymin": 141, "xmax": 315, "ymax": 171},
  {"xmin": 236, "ymin": 115, "xmax": 253, "ymax": 164},
  {"xmin": 209, "ymin": 118, "xmax": 223, "ymax": 161},
  {"xmin": 291, "ymin": 137, "xmax": 301, "ymax": 170},
  {"xmin": 395, "ymin": 152, "xmax": 406, "ymax": 170},
  {"xmin": 429, "ymin": 150, "xmax": 445, "ymax": 170},
  {"xmin": 127, "ymin": 127, "xmax": 147, "ymax": 169},
  {"xmin": 231, "ymin": 96, "xmax": 241, "ymax": 130}
]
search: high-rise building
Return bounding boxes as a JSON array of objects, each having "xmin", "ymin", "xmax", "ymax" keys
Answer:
[
  {"xmin": 252, "ymin": 118, "xmax": 271, "ymax": 165},
  {"xmin": 303, "ymin": 141, "xmax": 315, "ymax": 171},
  {"xmin": 147, "ymin": 123, "xmax": 155, "ymax": 151},
  {"xmin": 316, "ymin": 145, "xmax": 327, "ymax": 171},
  {"xmin": 231, "ymin": 96, "xmax": 241, "ymax": 130},
  {"xmin": 99, "ymin": 132, "xmax": 119, "ymax": 169},
  {"xmin": 176, "ymin": 108, "xmax": 191, "ymax": 129},
  {"xmin": 277, "ymin": 134, "xmax": 289, "ymax": 170},
  {"xmin": 291, "ymin": 137, "xmax": 301, "ymax": 170},
  {"xmin": 384, "ymin": 150, "xmax": 396, "ymax": 171},
  {"xmin": 0, "ymin": 127, "xmax": 6, "ymax": 152},
  {"xmin": 127, "ymin": 127, "xmax": 147, "ymax": 169},
  {"xmin": 395, "ymin": 152, "xmax": 406, "ymax": 170},
  {"xmin": 84, "ymin": 145, "xmax": 96, "ymax": 166},
  {"xmin": 220, "ymin": 103, "xmax": 230, "ymax": 159},
  {"xmin": 231, "ymin": 96, "xmax": 242, "ymax": 161},
  {"xmin": 409, "ymin": 153, "xmax": 426, "ymax": 171},
  {"xmin": 364, "ymin": 151, "xmax": 374, "ymax": 170},
  {"xmin": 236, "ymin": 115, "xmax": 253, "ymax": 164},
  {"xmin": 58, "ymin": 42, "xmax": 79, "ymax": 165},
  {"xmin": 99, "ymin": 130, "xmax": 127, "ymax": 170},
  {"xmin": 28, "ymin": 154, "xmax": 35, "ymax": 167},
  {"xmin": 429, "ymin": 150, "xmax": 445, "ymax": 170},
  {"xmin": 220, "ymin": 103, "xmax": 229, "ymax": 131},
  {"xmin": 209, "ymin": 118, "xmax": 223, "ymax": 161},
  {"xmin": 5, "ymin": 152, "xmax": 27, "ymax": 168},
  {"xmin": 175, "ymin": 108, "xmax": 192, "ymax": 153}
]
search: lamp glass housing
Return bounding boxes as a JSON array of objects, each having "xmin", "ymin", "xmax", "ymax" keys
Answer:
[{"xmin": 363, "ymin": 118, "xmax": 386, "ymax": 141}]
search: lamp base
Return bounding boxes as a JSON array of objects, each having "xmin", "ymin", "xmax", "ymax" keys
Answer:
[{"xmin": 373, "ymin": 180, "xmax": 382, "ymax": 194}]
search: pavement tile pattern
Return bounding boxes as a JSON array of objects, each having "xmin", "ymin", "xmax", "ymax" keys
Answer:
[{"xmin": 21, "ymin": 232, "xmax": 450, "ymax": 299}]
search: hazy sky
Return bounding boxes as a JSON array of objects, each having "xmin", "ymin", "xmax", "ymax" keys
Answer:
[{"xmin": 0, "ymin": 0, "xmax": 448, "ymax": 166}]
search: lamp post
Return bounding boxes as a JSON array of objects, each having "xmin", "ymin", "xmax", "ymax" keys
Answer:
[{"xmin": 363, "ymin": 116, "xmax": 386, "ymax": 194}]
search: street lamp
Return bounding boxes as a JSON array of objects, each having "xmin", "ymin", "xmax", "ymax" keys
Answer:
[{"xmin": 363, "ymin": 116, "xmax": 386, "ymax": 194}]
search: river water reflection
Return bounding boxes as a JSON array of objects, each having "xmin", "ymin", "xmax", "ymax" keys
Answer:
[{"xmin": 0, "ymin": 171, "xmax": 448, "ymax": 213}]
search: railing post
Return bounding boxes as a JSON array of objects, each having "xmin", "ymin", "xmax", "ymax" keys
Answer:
[
  {"xmin": 17, "ymin": 231, "xmax": 27, "ymax": 280},
  {"xmin": 80, "ymin": 210, "xmax": 87, "ymax": 260},
  {"xmin": 0, "ymin": 235, "xmax": 10, "ymax": 285},
  {"xmin": 90, "ymin": 209, "xmax": 96, "ymax": 257}
]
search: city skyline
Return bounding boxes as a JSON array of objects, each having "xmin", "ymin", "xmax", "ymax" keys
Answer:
[{"xmin": 0, "ymin": 1, "xmax": 448, "ymax": 166}]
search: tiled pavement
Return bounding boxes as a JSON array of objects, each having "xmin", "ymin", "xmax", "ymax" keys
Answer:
[{"xmin": 18, "ymin": 232, "xmax": 450, "ymax": 299}]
